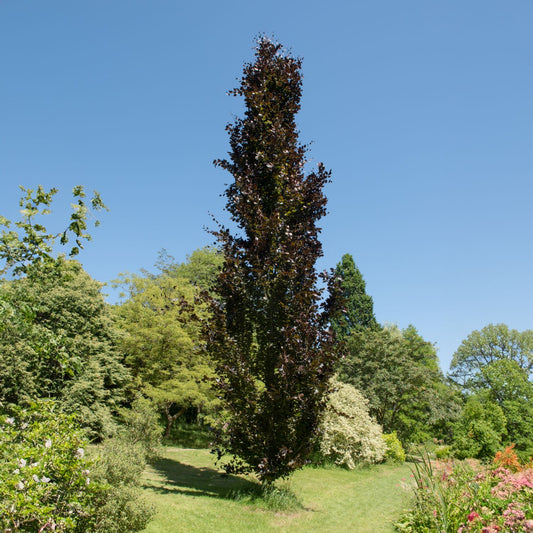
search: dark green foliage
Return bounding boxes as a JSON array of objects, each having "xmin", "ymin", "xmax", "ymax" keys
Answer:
[
  {"xmin": 0, "ymin": 259, "xmax": 129, "ymax": 439},
  {"xmin": 338, "ymin": 326, "xmax": 460, "ymax": 443},
  {"xmin": 207, "ymin": 38, "xmax": 342, "ymax": 483},
  {"xmin": 0, "ymin": 185, "xmax": 127, "ymax": 440},
  {"xmin": 332, "ymin": 253, "xmax": 379, "ymax": 340},
  {"xmin": 452, "ymin": 395, "xmax": 507, "ymax": 459}
]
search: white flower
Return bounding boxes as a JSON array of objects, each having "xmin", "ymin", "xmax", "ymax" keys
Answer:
[
  {"xmin": 82, "ymin": 469, "xmax": 90, "ymax": 476},
  {"xmin": 31, "ymin": 462, "xmax": 39, "ymax": 468},
  {"xmin": 32, "ymin": 474, "xmax": 40, "ymax": 483},
  {"xmin": 18, "ymin": 458, "xmax": 26, "ymax": 468},
  {"xmin": 45, "ymin": 439, "xmax": 52, "ymax": 448},
  {"xmin": 5, "ymin": 417, "xmax": 14, "ymax": 425},
  {"xmin": 15, "ymin": 481, "xmax": 24, "ymax": 490},
  {"xmin": 12, "ymin": 468, "xmax": 20, "ymax": 475},
  {"xmin": 85, "ymin": 477, "xmax": 90, "ymax": 485},
  {"xmin": 41, "ymin": 476, "xmax": 50, "ymax": 483},
  {"xmin": 21, "ymin": 422, "xmax": 28, "ymax": 430},
  {"xmin": 75, "ymin": 448, "xmax": 84, "ymax": 459}
]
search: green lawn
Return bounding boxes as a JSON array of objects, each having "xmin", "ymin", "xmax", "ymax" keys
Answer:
[{"xmin": 140, "ymin": 448, "xmax": 413, "ymax": 533}]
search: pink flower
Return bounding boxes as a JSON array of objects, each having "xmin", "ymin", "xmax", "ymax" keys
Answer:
[{"xmin": 467, "ymin": 511, "xmax": 479, "ymax": 522}]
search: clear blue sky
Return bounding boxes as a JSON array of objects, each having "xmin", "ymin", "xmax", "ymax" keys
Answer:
[{"xmin": 1, "ymin": 1, "xmax": 532, "ymax": 371}]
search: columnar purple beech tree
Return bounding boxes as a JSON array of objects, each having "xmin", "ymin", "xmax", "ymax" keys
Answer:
[{"xmin": 207, "ymin": 38, "xmax": 341, "ymax": 483}]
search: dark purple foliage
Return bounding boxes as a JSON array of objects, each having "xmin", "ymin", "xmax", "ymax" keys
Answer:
[{"xmin": 207, "ymin": 38, "xmax": 342, "ymax": 483}]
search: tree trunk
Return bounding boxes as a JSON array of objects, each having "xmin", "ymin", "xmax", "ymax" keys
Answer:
[{"xmin": 164, "ymin": 404, "xmax": 187, "ymax": 439}]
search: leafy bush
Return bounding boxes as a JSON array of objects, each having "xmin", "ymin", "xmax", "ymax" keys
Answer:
[
  {"xmin": 434, "ymin": 445, "xmax": 452, "ymax": 460},
  {"xmin": 0, "ymin": 402, "xmax": 101, "ymax": 532},
  {"xmin": 119, "ymin": 396, "xmax": 162, "ymax": 460},
  {"xmin": 452, "ymin": 396, "xmax": 507, "ymax": 460},
  {"xmin": 396, "ymin": 447, "xmax": 533, "ymax": 532},
  {"xmin": 0, "ymin": 399, "xmax": 159, "ymax": 532},
  {"xmin": 319, "ymin": 378, "xmax": 386, "ymax": 468},
  {"xmin": 382, "ymin": 432, "xmax": 406, "ymax": 463},
  {"xmin": 90, "ymin": 397, "xmax": 161, "ymax": 532}
]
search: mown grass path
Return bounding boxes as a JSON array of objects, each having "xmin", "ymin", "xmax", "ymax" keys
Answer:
[{"xmin": 141, "ymin": 448, "xmax": 413, "ymax": 533}]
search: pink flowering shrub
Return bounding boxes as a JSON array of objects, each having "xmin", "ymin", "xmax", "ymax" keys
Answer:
[{"xmin": 395, "ymin": 449, "xmax": 533, "ymax": 532}]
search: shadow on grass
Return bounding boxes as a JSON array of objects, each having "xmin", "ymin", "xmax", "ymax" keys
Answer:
[{"xmin": 144, "ymin": 456, "xmax": 260, "ymax": 500}]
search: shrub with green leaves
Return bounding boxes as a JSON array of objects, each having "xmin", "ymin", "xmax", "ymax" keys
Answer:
[
  {"xmin": 0, "ymin": 402, "xmax": 100, "ymax": 532},
  {"xmin": 452, "ymin": 395, "xmax": 507, "ymax": 460},
  {"xmin": 382, "ymin": 432, "xmax": 406, "ymax": 463},
  {"xmin": 89, "ymin": 397, "xmax": 160, "ymax": 532},
  {"xmin": 0, "ymin": 399, "xmax": 158, "ymax": 532},
  {"xmin": 319, "ymin": 378, "xmax": 386, "ymax": 468}
]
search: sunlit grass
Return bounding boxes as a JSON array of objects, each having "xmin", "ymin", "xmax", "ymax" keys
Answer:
[{"xmin": 141, "ymin": 448, "xmax": 412, "ymax": 533}]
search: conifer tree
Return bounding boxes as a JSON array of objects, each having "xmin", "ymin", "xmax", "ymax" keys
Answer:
[
  {"xmin": 207, "ymin": 38, "xmax": 341, "ymax": 483},
  {"xmin": 332, "ymin": 253, "xmax": 379, "ymax": 340}
]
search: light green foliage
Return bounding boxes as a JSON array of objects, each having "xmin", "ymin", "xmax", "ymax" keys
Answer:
[
  {"xmin": 89, "ymin": 397, "xmax": 161, "ymax": 532},
  {"xmin": 0, "ymin": 401, "xmax": 100, "ymax": 532},
  {"xmin": 119, "ymin": 396, "xmax": 162, "ymax": 460},
  {"xmin": 452, "ymin": 395, "xmax": 507, "ymax": 459},
  {"xmin": 450, "ymin": 323, "xmax": 533, "ymax": 390},
  {"xmin": 0, "ymin": 185, "xmax": 107, "ymax": 277},
  {"xmin": 319, "ymin": 378, "xmax": 386, "ymax": 468},
  {"xmin": 156, "ymin": 246, "xmax": 223, "ymax": 293},
  {"xmin": 91, "ymin": 443, "xmax": 153, "ymax": 533},
  {"xmin": 0, "ymin": 259, "xmax": 129, "ymax": 439},
  {"xmin": 331, "ymin": 253, "xmax": 379, "ymax": 340},
  {"xmin": 114, "ymin": 248, "xmax": 220, "ymax": 437},
  {"xmin": 382, "ymin": 432, "xmax": 406, "ymax": 463},
  {"xmin": 434, "ymin": 445, "xmax": 452, "ymax": 459},
  {"xmin": 450, "ymin": 324, "xmax": 533, "ymax": 452},
  {"xmin": 338, "ymin": 326, "xmax": 459, "ymax": 444}
]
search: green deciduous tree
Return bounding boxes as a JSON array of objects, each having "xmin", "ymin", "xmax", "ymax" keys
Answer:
[
  {"xmin": 0, "ymin": 185, "xmax": 106, "ymax": 277},
  {"xmin": 0, "ymin": 186, "xmax": 127, "ymax": 439},
  {"xmin": 0, "ymin": 259, "xmax": 129, "ymax": 439},
  {"xmin": 452, "ymin": 395, "xmax": 507, "ymax": 459},
  {"xmin": 114, "ymin": 250, "xmax": 221, "ymax": 438},
  {"xmin": 449, "ymin": 323, "xmax": 533, "ymax": 389},
  {"xmin": 338, "ymin": 325, "xmax": 459, "ymax": 443},
  {"xmin": 449, "ymin": 324, "xmax": 533, "ymax": 452},
  {"xmin": 331, "ymin": 253, "xmax": 379, "ymax": 340},
  {"xmin": 207, "ymin": 38, "xmax": 342, "ymax": 483},
  {"xmin": 156, "ymin": 246, "xmax": 223, "ymax": 293}
]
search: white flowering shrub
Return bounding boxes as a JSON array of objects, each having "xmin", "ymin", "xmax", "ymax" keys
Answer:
[
  {"xmin": 319, "ymin": 378, "xmax": 386, "ymax": 468},
  {"xmin": 0, "ymin": 401, "xmax": 100, "ymax": 532},
  {"xmin": 0, "ymin": 400, "xmax": 156, "ymax": 532}
]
